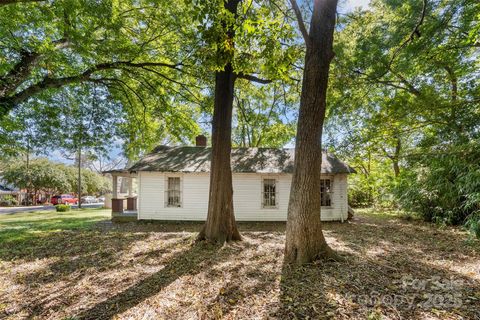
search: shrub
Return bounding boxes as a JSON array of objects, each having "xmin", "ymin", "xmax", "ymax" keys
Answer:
[
  {"xmin": 393, "ymin": 144, "xmax": 480, "ymax": 238},
  {"xmin": 0, "ymin": 195, "xmax": 18, "ymax": 207},
  {"xmin": 465, "ymin": 213, "xmax": 480, "ymax": 239},
  {"xmin": 348, "ymin": 184, "xmax": 373, "ymax": 208},
  {"xmin": 55, "ymin": 204, "xmax": 71, "ymax": 212}
]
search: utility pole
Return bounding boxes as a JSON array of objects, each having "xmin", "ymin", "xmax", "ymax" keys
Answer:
[
  {"xmin": 25, "ymin": 139, "xmax": 31, "ymax": 206},
  {"xmin": 77, "ymin": 144, "xmax": 82, "ymax": 209}
]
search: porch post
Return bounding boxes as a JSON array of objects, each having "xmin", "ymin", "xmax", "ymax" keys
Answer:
[
  {"xmin": 128, "ymin": 177, "xmax": 133, "ymax": 197},
  {"xmin": 112, "ymin": 175, "xmax": 118, "ymax": 199}
]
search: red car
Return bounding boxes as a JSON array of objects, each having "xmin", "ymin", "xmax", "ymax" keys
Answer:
[{"xmin": 51, "ymin": 194, "xmax": 78, "ymax": 205}]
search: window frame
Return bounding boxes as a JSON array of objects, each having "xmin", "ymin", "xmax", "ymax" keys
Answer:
[
  {"xmin": 320, "ymin": 177, "xmax": 333, "ymax": 207},
  {"xmin": 261, "ymin": 177, "xmax": 278, "ymax": 209},
  {"xmin": 165, "ymin": 175, "xmax": 182, "ymax": 208}
]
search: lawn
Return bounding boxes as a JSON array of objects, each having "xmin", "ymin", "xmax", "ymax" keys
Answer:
[{"xmin": 0, "ymin": 209, "xmax": 479, "ymax": 319}]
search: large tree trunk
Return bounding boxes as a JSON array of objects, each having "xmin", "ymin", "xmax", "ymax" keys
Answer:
[
  {"xmin": 284, "ymin": 0, "xmax": 339, "ymax": 264},
  {"xmin": 197, "ymin": 0, "xmax": 241, "ymax": 243}
]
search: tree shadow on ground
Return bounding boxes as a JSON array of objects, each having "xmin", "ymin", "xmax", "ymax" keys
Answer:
[
  {"xmin": 198, "ymin": 232, "xmax": 283, "ymax": 319},
  {"xmin": 276, "ymin": 252, "xmax": 480, "ymax": 319},
  {"xmin": 74, "ymin": 241, "xmax": 235, "ymax": 320},
  {"xmin": 3, "ymin": 214, "xmax": 479, "ymax": 319},
  {"xmin": 121, "ymin": 220, "xmax": 287, "ymax": 233},
  {"xmin": 275, "ymin": 215, "xmax": 480, "ymax": 319},
  {"xmin": 0, "ymin": 216, "xmax": 115, "ymax": 259},
  {"xmin": 325, "ymin": 215, "xmax": 480, "ymax": 259}
]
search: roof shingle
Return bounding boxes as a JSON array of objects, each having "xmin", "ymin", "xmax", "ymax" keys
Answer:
[{"xmin": 128, "ymin": 146, "xmax": 356, "ymax": 174}]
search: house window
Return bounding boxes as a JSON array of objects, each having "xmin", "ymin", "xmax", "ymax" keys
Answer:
[
  {"xmin": 166, "ymin": 177, "xmax": 181, "ymax": 207},
  {"xmin": 262, "ymin": 178, "xmax": 277, "ymax": 208},
  {"xmin": 320, "ymin": 179, "xmax": 332, "ymax": 207}
]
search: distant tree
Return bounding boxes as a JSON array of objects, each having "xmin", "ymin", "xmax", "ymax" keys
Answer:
[
  {"xmin": 3, "ymin": 159, "xmax": 69, "ymax": 202},
  {"xmin": 2, "ymin": 158, "xmax": 111, "ymax": 202},
  {"xmin": 0, "ymin": 100, "xmax": 56, "ymax": 203},
  {"xmin": 284, "ymin": 0, "xmax": 339, "ymax": 264},
  {"xmin": 233, "ymin": 82, "xmax": 298, "ymax": 148},
  {"xmin": 54, "ymin": 84, "xmax": 120, "ymax": 206},
  {"xmin": 63, "ymin": 165, "xmax": 111, "ymax": 195}
]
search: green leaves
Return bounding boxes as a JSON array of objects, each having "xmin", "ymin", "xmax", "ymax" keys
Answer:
[
  {"xmin": 232, "ymin": 80, "xmax": 297, "ymax": 148},
  {"xmin": 326, "ymin": 0, "xmax": 480, "ymax": 225},
  {"xmin": 2, "ymin": 157, "xmax": 111, "ymax": 195},
  {"xmin": 0, "ymin": 0, "xmax": 206, "ymax": 158},
  {"xmin": 190, "ymin": 0, "xmax": 300, "ymax": 80}
]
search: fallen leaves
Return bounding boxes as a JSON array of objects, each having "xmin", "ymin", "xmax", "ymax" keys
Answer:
[{"xmin": 0, "ymin": 209, "xmax": 479, "ymax": 319}]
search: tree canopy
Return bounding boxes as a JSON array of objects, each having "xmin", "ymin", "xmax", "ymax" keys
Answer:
[
  {"xmin": 0, "ymin": 0, "xmax": 206, "ymax": 158},
  {"xmin": 325, "ymin": 0, "xmax": 479, "ymax": 234},
  {"xmin": 2, "ymin": 157, "xmax": 111, "ymax": 196},
  {"xmin": 0, "ymin": 0, "xmax": 479, "ymax": 240}
]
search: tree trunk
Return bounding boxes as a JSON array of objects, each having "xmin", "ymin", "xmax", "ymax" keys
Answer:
[
  {"xmin": 392, "ymin": 136, "xmax": 401, "ymax": 177},
  {"xmin": 197, "ymin": 0, "xmax": 241, "ymax": 244},
  {"xmin": 284, "ymin": 0, "xmax": 339, "ymax": 264}
]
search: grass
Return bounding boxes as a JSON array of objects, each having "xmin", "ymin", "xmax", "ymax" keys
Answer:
[
  {"xmin": 0, "ymin": 208, "xmax": 110, "ymax": 243},
  {"xmin": 0, "ymin": 208, "xmax": 479, "ymax": 319}
]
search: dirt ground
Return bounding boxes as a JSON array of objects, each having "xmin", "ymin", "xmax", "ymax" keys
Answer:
[{"xmin": 1, "ymin": 209, "xmax": 479, "ymax": 319}]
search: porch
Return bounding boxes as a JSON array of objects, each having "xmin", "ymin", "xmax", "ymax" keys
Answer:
[{"xmin": 107, "ymin": 170, "xmax": 138, "ymax": 222}]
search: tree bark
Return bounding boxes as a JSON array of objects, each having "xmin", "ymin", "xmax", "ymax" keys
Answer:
[
  {"xmin": 197, "ymin": 0, "xmax": 241, "ymax": 243},
  {"xmin": 392, "ymin": 136, "xmax": 401, "ymax": 177},
  {"xmin": 385, "ymin": 135, "xmax": 401, "ymax": 177},
  {"xmin": 284, "ymin": 0, "xmax": 339, "ymax": 264}
]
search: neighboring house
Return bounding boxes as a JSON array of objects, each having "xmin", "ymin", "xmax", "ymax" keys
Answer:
[
  {"xmin": 0, "ymin": 183, "xmax": 26, "ymax": 205},
  {"xmin": 109, "ymin": 136, "xmax": 355, "ymax": 222}
]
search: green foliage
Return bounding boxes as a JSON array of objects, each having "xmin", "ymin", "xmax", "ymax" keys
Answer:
[
  {"xmin": 190, "ymin": 0, "xmax": 301, "ymax": 152},
  {"xmin": 2, "ymin": 158, "xmax": 70, "ymax": 194},
  {"xmin": 393, "ymin": 143, "xmax": 480, "ymax": 228},
  {"xmin": 0, "ymin": 195, "xmax": 18, "ymax": 207},
  {"xmin": 465, "ymin": 213, "xmax": 480, "ymax": 239},
  {"xmin": 55, "ymin": 204, "xmax": 71, "ymax": 212},
  {"xmin": 0, "ymin": 0, "xmax": 302, "ymax": 160},
  {"xmin": 232, "ymin": 81, "xmax": 298, "ymax": 148},
  {"xmin": 0, "ymin": 0, "xmax": 205, "ymax": 159},
  {"xmin": 2, "ymin": 158, "xmax": 111, "ymax": 195},
  {"xmin": 346, "ymin": 157, "xmax": 396, "ymax": 208},
  {"xmin": 325, "ymin": 0, "xmax": 479, "ymax": 239},
  {"xmin": 191, "ymin": 0, "xmax": 299, "ymax": 80}
]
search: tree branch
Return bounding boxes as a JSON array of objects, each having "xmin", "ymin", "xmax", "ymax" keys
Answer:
[
  {"xmin": 0, "ymin": 39, "xmax": 70, "ymax": 97},
  {"xmin": 0, "ymin": 60, "xmax": 186, "ymax": 117},
  {"xmin": 236, "ymin": 73, "xmax": 272, "ymax": 84},
  {"xmin": 0, "ymin": 50, "xmax": 41, "ymax": 97},
  {"xmin": 386, "ymin": 0, "xmax": 427, "ymax": 69},
  {"xmin": 289, "ymin": 0, "xmax": 311, "ymax": 46}
]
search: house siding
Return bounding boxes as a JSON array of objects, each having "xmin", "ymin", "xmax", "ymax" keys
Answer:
[{"xmin": 137, "ymin": 171, "xmax": 349, "ymax": 221}]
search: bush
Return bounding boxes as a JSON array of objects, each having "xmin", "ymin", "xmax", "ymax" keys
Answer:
[
  {"xmin": 0, "ymin": 195, "xmax": 18, "ymax": 207},
  {"xmin": 348, "ymin": 185, "xmax": 373, "ymax": 208},
  {"xmin": 55, "ymin": 204, "xmax": 71, "ymax": 212},
  {"xmin": 347, "ymin": 168, "xmax": 395, "ymax": 209},
  {"xmin": 393, "ymin": 145, "xmax": 480, "ymax": 238},
  {"xmin": 465, "ymin": 213, "xmax": 480, "ymax": 239}
]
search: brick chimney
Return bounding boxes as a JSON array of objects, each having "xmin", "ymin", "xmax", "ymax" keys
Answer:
[{"xmin": 195, "ymin": 134, "xmax": 207, "ymax": 147}]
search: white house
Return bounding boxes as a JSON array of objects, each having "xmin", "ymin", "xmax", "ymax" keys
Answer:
[{"xmin": 108, "ymin": 136, "xmax": 355, "ymax": 222}]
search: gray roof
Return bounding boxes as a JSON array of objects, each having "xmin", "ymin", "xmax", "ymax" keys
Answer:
[
  {"xmin": 128, "ymin": 146, "xmax": 356, "ymax": 174},
  {"xmin": 0, "ymin": 184, "xmax": 12, "ymax": 192}
]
